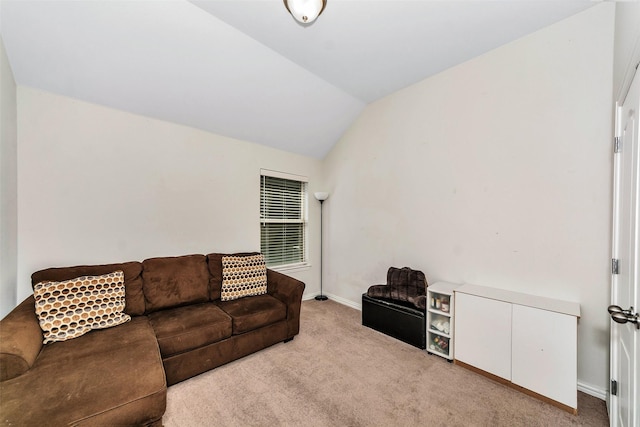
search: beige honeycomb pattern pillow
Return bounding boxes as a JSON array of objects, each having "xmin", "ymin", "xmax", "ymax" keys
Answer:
[
  {"xmin": 34, "ymin": 270, "xmax": 131, "ymax": 344},
  {"xmin": 220, "ymin": 254, "xmax": 267, "ymax": 301}
]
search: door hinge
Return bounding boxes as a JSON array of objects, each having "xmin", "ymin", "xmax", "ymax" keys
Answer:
[
  {"xmin": 612, "ymin": 259, "xmax": 619, "ymax": 275},
  {"xmin": 611, "ymin": 379, "xmax": 618, "ymax": 396},
  {"xmin": 614, "ymin": 137, "xmax": 621, "ymax": 153}
]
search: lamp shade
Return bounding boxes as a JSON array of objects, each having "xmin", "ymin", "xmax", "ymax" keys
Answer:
[
  {"xmin": 284, "ymin": 0, "xmax": 327, "ymax": 24},
  {"xmin": 314, "ymin": 192, "xmax": 329, "ymax": 201}
]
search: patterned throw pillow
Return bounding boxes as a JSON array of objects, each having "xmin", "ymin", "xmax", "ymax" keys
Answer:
[
  {"xmin": 34, "ymin": 270, "xmax": 131, "ymax": 344},
  {"xmin": 221, "ymin": 254, "xmax": 268, "ymax": 301}
]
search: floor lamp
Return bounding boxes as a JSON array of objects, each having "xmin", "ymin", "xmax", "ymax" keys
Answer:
[{"xmin": 314, "ymin": 192, "xmax": 329, "ymax": 301}]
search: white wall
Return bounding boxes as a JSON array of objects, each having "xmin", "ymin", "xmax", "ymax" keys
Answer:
[
  {"xmin": 613, "ymin": 2, "xmax": 640, "ymax": 103},
  {"xmin": 323, "ymin": 4, "xmax": 614, "ymax": 394},
  {"xmin": 0, "ymin": 36, "xmax": 18, "ymax": 318},
  {"xmin": 16, "ymin": 87, "xmax": 323, "ymax": 302}
]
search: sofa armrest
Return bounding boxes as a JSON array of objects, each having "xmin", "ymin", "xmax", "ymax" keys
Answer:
[
  {"xmin": 266, "ymin": 269, "xmax": 305, "ymax": 337},
  {"xmin": 0, "ymin": 295, "xmax": 43, "ymax": 381}
]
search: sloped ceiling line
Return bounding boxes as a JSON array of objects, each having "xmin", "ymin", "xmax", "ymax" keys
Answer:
[{"xmin": 0, "ymin": 0, "xmax": 594, "ymax": 158}]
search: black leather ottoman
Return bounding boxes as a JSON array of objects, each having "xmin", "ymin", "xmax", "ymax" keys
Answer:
[{"xmin": 361, "ymin": 293, "xmax": 426, "ymax": 349}]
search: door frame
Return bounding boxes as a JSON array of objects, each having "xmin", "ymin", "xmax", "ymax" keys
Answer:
[{"xmin": 609, "ymin": 64, "xmax": 640, "ymax": 427}]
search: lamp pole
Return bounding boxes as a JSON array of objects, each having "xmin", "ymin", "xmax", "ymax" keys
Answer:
[{"xmin": 314, "ymin": 192, "xmax": 329, "ymax": 301}]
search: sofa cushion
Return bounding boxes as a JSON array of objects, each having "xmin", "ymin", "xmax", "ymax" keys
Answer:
[
  {"xmin": 218, "ymin": 294, "xmax": 286, "ymax": 334},
  {"xmin": 206, "ymin": 252, "xmax": 260, "ymax": 301},
  {"xmin": 221, "ymin": 254, "xmax": 267, "ymax": 301},
  {"xmin": 31, "ymin": 261, "xmax": 145, "ymax": 316},
  {"xmin": 0, "ymin": 316, "xmax": 166, "ymax": 426},
  {"xmin": 34, "ymin": 271, "xmax": 131, "ymax": 344},
  {"xmin": 142, "ymin": 254, "xmax": 209, "ymax": 313},
  {"xmin": 148, "ymin": 302, "xmax": 232, "ymax": 357}
]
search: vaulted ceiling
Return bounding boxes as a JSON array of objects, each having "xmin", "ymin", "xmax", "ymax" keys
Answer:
[{"xmin": 0, "ymin": 0, "xmax": 595, "ymax": 158}]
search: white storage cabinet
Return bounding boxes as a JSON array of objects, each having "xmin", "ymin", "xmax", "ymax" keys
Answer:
[
  {"xmin": 426, "ymin": 282, "xmax": 460, "ymax": 360},
  {"xmin": 454, "ymin": 284, "xmax": 580, "ymax": 414}
]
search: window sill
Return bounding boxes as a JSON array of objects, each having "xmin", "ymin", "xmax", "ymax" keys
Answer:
[{"xmin": 269, "ymin": 263, "xmax": 311, "ymax": 274}]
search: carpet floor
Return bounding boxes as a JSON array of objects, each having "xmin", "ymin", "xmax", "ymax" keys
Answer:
[{"xmin": 163, "ymin": 299, "xmax": 609, "ymax": 426}]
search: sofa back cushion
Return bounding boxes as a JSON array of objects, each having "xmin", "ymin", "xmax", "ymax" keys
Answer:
[
  {"xmin": 206, "ymin": 252, "xmax": 260, "ymax": 301},
  {"xmin": 142, "ymin": 254, "xmax": 209, "ymax": 313},
  {"xmin": 31, "ymin": 262, "xmax": 145, "ymax": 316}
]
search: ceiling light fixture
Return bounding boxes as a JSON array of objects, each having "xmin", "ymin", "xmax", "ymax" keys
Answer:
[{"xmin": 283, "ymin": 0, "xmax": 327, "ymax": 24}]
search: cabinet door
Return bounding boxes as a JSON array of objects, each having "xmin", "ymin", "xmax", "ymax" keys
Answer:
[
  {"xmin": 455, "ymin": 293, "xmax": 512, "ymax": 380},
  {"xmin": 511, "ymin": 305, "xmax": 577, "ymax": 409}
]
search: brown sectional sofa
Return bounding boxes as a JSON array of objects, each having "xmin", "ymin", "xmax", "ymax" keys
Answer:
[{"xmin": 0, "ymin": 252, "xmax": 305, "ymax": 426}]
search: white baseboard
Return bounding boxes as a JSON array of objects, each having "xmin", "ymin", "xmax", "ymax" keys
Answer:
[
  {"xmin": 303, "ymin": 292, "xmax": 362, "ymax": 311},
  {"xmin": 302, "ymin": 293, "xmax": 317, "ymax": 301},
  {"xmin": 577, "ymin": 381, "xmax": 607, "ymax": 401},
  {"xmin": 325, "ymin": 293, "xmax": 362, "ymax": 310}
]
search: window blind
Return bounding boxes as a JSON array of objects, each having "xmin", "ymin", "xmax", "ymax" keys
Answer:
[{"xmin": 260, "ymin": 174, "xmax": 307, "ymax": 267}]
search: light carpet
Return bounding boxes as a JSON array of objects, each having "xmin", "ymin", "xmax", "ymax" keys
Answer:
[{"xmin": 163, "ymin": 299, "xmax": 609, "ymax": 426}]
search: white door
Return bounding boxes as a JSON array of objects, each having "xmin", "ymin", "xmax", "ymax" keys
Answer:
[{"xmin": 610, "ymin": 67, "xmax": 640, "ymax": 427}]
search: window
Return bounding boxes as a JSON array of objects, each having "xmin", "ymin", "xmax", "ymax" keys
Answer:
[{"xmin": 260, "ymin": 170, "xmax": 308, "ymax": 268}]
